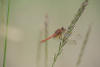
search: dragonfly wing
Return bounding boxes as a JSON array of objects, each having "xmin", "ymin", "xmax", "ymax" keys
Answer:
[{"xmin": 67, "ymin": 39, "xmax": 77, "ymax": 45}]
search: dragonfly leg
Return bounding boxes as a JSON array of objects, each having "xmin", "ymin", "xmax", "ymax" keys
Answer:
[{"xmin": 59, "ymin": 34, "xmax": 63, "ymax": 40}]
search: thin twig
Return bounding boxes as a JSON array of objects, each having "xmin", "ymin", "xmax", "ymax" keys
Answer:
[{"xmin": 52, "ymin": 0, "xmax": 88, "ymax": 67}]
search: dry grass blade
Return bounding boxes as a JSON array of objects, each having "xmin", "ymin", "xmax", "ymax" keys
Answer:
[
  {"xmin": 44, "ymin": 14, "xmax": 49, "ymax": 67},
  {"xmin": 76, "ymin": 24, "xmax": 92, "ymax": 67},
  {"xmin": 36, "ymin": 31, "xmax": 42, "ymax": 67}
]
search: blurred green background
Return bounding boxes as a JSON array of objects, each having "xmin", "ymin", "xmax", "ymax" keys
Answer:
[{"xmin": 0, "ymin": 0, "xmax": 100, "ymax": 67}]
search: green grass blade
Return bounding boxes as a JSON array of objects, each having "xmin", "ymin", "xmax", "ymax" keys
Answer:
[{"xmin": 3, "ymin": 0, "xmax": 11, "ymax": 67}]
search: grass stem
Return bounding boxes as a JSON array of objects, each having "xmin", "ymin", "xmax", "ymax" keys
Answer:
[{"xmin": 52, "ymin": 0, "xmax": 88, "ymax": 67}]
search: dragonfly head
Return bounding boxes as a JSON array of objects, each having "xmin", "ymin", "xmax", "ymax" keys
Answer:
[{"xmin": 61, "ymin": 27, "xmax": 66, "ymax": 33}]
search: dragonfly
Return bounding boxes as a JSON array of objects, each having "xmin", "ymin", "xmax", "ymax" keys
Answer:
[{"xmin": 40, "ymin": 27, "xmax": 66, "ymax": 43}]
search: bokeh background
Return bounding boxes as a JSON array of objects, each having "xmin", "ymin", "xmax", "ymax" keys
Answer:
[{"xmin": 0, "ymin": 0, "xmax": 100, "ymax": 67}]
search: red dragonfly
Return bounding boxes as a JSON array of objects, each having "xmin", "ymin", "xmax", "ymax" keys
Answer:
[{"xmin": 40, "ymin": 27, "xmax": 66, "ymax": 43}]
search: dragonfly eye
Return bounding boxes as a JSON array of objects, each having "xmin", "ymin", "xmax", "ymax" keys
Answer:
[{"xmin": 61, "ymin": 27, "xmax": 66, "ymax": 32}]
